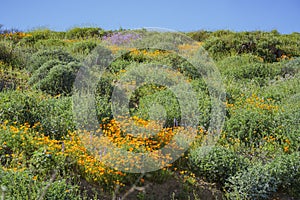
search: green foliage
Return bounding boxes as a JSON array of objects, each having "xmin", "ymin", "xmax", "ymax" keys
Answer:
[
  {"xmin": 261, "ymin": 73, "xmax": 300, "ymax": 101},
  {"xmin": 189, "ymin": 146, "xmax": 249, "ymax": 185},
  {"xmin": 108, "ymin": 58, "xmax": 131, "ymax": 73},
  {"xmin": 269, "ymin": 152, "xmax": 300, "ymax": 196},
  {"xmin": 1, "ymin": 28, "xmax": 300, "ymax": 199},
  {"xmin": 225, "ymin": 162, "xmax": 279, "ymax": 200},
  {"xmin": 225, "ymin": 152, "xmax": 300, "ymax": 199},
  {"xmin": 37, "ymin": 61, "xmax": 81, "ymax": 95},
  {"xmin": 71, "ymin": 40, "xmax": 98, "ymax": 55},
  {"xmin": 28, "ymin": 49, "xmax": 76, "ymax": 72},
  {"xmin": 95, "ymin": 73, "xmax": 114, "ymax": 121},
  {"xmin": 0, "ymin": 169, "xmax": 82, "ymax": 200},
  {"xmin": 133, "ymin": 85, "xmax": 182, "ymax": 127},
  {"xmin": 0, "ymin": 42, "xmax": 25, "ymax": 69},
  {"xmin": 0, "ymin": 90, "xmax": 41, "ymax": 126},
  {"xmin": 35, "ymin": 97, "xmax": 75, "ymax": 138},
  {"xmin": 203, "ymin": 36, "xmax": 232, "ymax": 59},
  {"xmin": 186, "ymin": 30, "xmax": 211, "ymax": 41},
  {"xmin": 0, "ymin": 91, "xmax": 75, "ymax": 138},
  {"xmin": 28, "ymin": 59, "xmax": 66, "ymax": 86},
  {"xmin": 66, "ymin": 27, "xmax": 105, "ymax": 39},
  {"xmin": 223, "ymin": 95, "xmax": 280, "ymax": 148},
  {"xmin": 203, "ymin": 30, "xmax": 300, "ymax": 62},
  {"xmin": 28, "ymin": 29, "xmax": 52, "ymax": 40},
  {"xmin": 223, "ymin": 62, "xmax": 282, "ymax": 86},
  {"xmin": 281, "ymin": 57, "xmax": 300, "ymax": 76},
  {"xmin": 34, "ymin": 39, "xmax": 66, "ymax": 48}
]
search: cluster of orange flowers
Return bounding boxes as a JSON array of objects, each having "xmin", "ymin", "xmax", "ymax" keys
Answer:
[
  {"xmin": 177, "ymin": 42, "xmax": 202, "ymax": 53},
  {"xmin": 0, "ymin": 121, "xmax": 126, "ymax": 187},
  {"xmin": 100, "ymin": 116, "xmax": 177, "ymax": 152},
  {"xmin": 77, "ymin": 116, "xmax": 197, "ymax": 173},
  {"xmin": 1, "ymin": 32, "xmax": 32, "ymax": 39},
  {"xmin": 0, "ymin": 116, "xmax": 198, "ymax": 188},
  {"xmin": 130, "ymin": 49, "xmax": 169, "ymax": 58},
  {"xmin": 226, "ymin": 93, "xmax": 279, "ymax": 112}
]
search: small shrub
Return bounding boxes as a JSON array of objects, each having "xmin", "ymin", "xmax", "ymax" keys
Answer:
[
  {"xmin": 202, "ymin": 37, "xmax": 231, "ymax": 59},
  {"xmin": 269, "ymin": 152, "xmax": 300, "ymax": 197},
  {"xmin": 34, "ymin": 97, "xmax": 75, "ymax": 138},
  {"xmin": 223, "ymin": 94, "xmax": 280, "ymax": 147},
  {"xmin": 0, "ymin": 90, "xmax": 41, "ymax": 126},
  {"xmin": 34, "ymin": 39, "xmax": 66, "ymax": 48},
  {"xmin": 188, "ymin": 146, "xmax": 249, "ymax": 185},
  {"xmin": 0, "ymin": 91, "xmax": 75, "ymax": 138},
  {"xmin": 225, "ymin": 162, "xmax": 279, "ymax": 200},
  {"xmin": 281, "ymin": 57, "xmax": 300, "ymax": 77},
  {"xmin": 66, "ymin": 27, "xmax": 104, "ymax": 39},
  {"xmin": 0, "ymin": 42, "xmax": 25, "ymax": 69},
  {"xmin": 37, "ymin": 61, "xmax": 81, "ymax": 95},
  {"xmin": 221, "ymin": 61, "xmax": 281, "ymax": 86},
  {"xmin": 28, "ymin": 49, "xmax": 76, "ymax": 72},
  {"xmin": 0, "ymin": 169, "xmax": 82, "ymax": 200},
  {"xmin": 28, "ymin": 59, "xmax": 66, "ymax": 86},
  {"xmin": 71, "ymin": 40, "xmax": 97, "ymax": 55},
  {"xmin": 225, "ymin": 152, "xmax": 300, "ymax": 199}
]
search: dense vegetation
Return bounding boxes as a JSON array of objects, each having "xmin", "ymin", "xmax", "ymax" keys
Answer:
[{"xmin": 0, "ymin": 26, "xmax": 299, "ymax": 199}]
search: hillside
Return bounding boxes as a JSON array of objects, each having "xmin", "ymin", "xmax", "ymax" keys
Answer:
[{"xmin": 0, "ymin": 27, "xmax": 299, "ymax": 199}]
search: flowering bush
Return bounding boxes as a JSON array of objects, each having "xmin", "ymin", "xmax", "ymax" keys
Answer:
[{"xmin": 102, "ymin": 32, "xmax": 141, "ymax": 45}]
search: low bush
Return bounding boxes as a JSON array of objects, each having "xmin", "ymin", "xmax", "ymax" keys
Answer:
[
  {"xmin": 28, "ymin": 49, "xmax": 76, "ymax": 72},
  {"xmin": 0, "ymin": 42, "xmax": 25, "ymax": 69},
  {"xmin": 0, "ymin": 91, "xmax": 75, "ymax": 139},
  {"xmin": 66, "ymin": 27, "xmax": 105, "ymax": 39},
  {"xmin": 37, "ymin": 61, "xmax": 81, "ymax": 95},
  {"xmin": 223, "ymin": 94, "xmax": 280, "ymax": 148},
  {"xmin": 28, "ymin": 59, "xmax": 66, "ymax": 86},
  {"xmin": 225, "ymin": 152, "xmax": 300, "ymax": 199},
  {"xmin": 0, "ymin": 169, "xmax": 82, "ymax": 200},
  {"xmin": 71, "ymin": 40, "xmax": 98, "ymax": 55},
  {"xmin": 188, "ymin": 146, "xmax": 249, "ymax": 185}
]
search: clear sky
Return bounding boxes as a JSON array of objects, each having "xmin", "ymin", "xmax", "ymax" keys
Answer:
[{"xmin": 1, "ymin": 0, "xmax": 300, "ymax": 34}]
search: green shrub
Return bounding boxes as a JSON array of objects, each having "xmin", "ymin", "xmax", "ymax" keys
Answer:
[
  {"xmin": 95, "ymin": 73, "xmax": 114, "ymax": 122},
  {"xmin": 269, "ymin": 152, "xmax": 300, "ymax": 197},
  {"xmin": 188, "ymin": 146, "xmax": 249, "ymax": 185},
  {"xmin": 225, "ymin": 162, "xmax": 279, "ymax": 200},
  {"xmin": 28, "ymin": 29, "xmax": 52, "ymax": 40},
  {"xmin": 255, "ymin": 36, "xmax": 282, "ymax": 63},
  {"xmin": 202, "ymin": 37, "xmax": 232, "ymax": 59},
  {"xmin": 281, "ymin": 57, "xmax": 300, "ymax": 77},
  {"xmin": 66, "ymin": 27, "xmax": 104, "ymax": 39},
  {"xmin": 0, "ymin": 91, "xmax": 75, "ymax": 139},
  {"xmin": 0, "ymin": 42, "xmax": 25, "ymax": 69},
  {"xmin": 71, "ymin": 40, "xmax": 97, "ymax": 55},
  {"xmin": 133, "ymin": 85, "xmax": 182, "ymax": 127},
  {"xmin": 223, "ymin": 95, "xmax": 280, "ymax": 148},
  {"xmin": 108, "ymin": 58, "xmax": 131, "ymax": 73},
  {"xmin": 28, "ymin": 59, "xmax": 66, "ymax": 86},
  {"xmin": 0, "ymin": 169, "xmax": 82, "ymax": 200},
  {"xmin": 0, "ymin": 90, "xmax": 41, "ymax": 126},
  {"xmin": 34, "ymin": 39, "xmax": 66, "ymax": 48},
  {"xmin": 225, "ymin": 152, "xmax": 300, "ymax": 199},
  {"xmin": 28, "ymin": 49, "xmax": 76, "ymax": 72},
  {"xmin": 187, "ymin": 30, "xmax": 212, "ymax": 42},
  {"xmin": 261, "ymin": 73, "xmax": 300, "ymax": 102},
  {"xmin": 34, "ymin": 97, "xmax": 75, "ymax": 138},
  {"xmin": 219, "ymin": 59, "xmax": 282, "ymax": 86},
  {"xmin": 37, "ymin": 62, "xmax": 81, "ymax": 95}
]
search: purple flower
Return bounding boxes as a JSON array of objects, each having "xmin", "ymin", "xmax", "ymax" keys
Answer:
[{"xmin": 103, "ymin": 32, "xmax": 141, "ymax": 45}]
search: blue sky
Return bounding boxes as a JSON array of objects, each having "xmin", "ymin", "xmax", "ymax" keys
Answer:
[{"xmin": 1, "ymin": 0, "xmax": 300, "ymax": 33}]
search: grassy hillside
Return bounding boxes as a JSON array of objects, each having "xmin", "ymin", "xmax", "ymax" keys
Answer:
[{"xmin": 0, "ymin": 27, "xmax": 299, "ymax": 199}]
